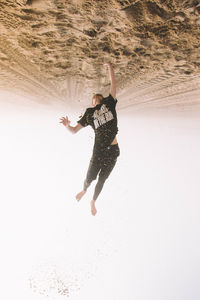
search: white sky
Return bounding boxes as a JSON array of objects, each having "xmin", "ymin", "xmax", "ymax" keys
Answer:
[{"xmin": 0, "ymin": 93, "xmax": 200, "ymax": 300}]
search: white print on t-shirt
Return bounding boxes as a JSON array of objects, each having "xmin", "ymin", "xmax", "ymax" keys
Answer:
[{"xmin": 93, "ymin": 104, "xmax": 114, "ymax": 129}]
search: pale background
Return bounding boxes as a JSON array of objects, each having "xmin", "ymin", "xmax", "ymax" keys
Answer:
[{"xmin": 0, "ymin": 92, "xmax": 200, "ymax": 300}]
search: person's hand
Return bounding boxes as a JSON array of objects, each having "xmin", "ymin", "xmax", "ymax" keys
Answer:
[
  {"xmin": 104, "ymin": 62, "xmax": 112, "ymax": 68},
  {"xmin": 59, "ymin": 116, "xmax": 71, "ymax": 127}
]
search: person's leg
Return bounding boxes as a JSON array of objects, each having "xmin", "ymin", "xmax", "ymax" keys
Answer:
[
  {"xmin": 93, "ymin": 159, "xmax": 117, "ymax": 200},
  {"xmin": 91, "ymin": 144, "xmax": 120, "ymax": 215},
  {"xmin": 76, "ymin": 155, "xmax": 100, "ymax": 201}
]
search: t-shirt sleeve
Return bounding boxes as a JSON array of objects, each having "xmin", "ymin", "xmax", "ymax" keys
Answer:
[
  {"xmin": 77, "ymin": 109, "xmax": 89, "ymax": 127},
  {"xmin": 104, "ymin": 94, "xmax": 117, "ymax": 107}
]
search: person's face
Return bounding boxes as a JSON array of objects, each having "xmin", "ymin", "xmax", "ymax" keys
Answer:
[{"xmin": 92, "ymin": 94, "xmax": 101, "ymax": 107}]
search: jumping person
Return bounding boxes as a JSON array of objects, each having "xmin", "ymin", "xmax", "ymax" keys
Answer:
[{"xmin": 60, "ymin": 63, "xmax": 120, "ymax": 216}]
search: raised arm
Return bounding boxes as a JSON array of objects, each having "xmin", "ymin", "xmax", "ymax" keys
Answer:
[
  {"xmin": 60, "ymin": 116, "xmax": 83, "ymax": 134},
  {"xmin": 105, "ymin": 63, "xmax": 116, "ymax": 100}
]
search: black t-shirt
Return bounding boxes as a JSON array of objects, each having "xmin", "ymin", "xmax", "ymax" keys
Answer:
[{"xmin": 78, "ymin": 94, "xmax": 118, "ymax": 151}]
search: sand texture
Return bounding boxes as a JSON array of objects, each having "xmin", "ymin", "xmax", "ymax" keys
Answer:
[{"xmin": 0, "ymin": 0, "xmax": 200, "ymax": 110}]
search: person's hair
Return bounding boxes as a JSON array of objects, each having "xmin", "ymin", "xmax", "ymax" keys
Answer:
[{"xmin": 94, "ymin": 93, "xmax": 103, "ymax": 103}]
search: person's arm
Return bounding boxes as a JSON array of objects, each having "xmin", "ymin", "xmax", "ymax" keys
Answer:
[
  {"xmin": 105, "ymin": 63, "xmax": 116, "ymax": 100},
  {"xmin": 59, "ymin": 116, "xmax": 83, "ymax": 134}
]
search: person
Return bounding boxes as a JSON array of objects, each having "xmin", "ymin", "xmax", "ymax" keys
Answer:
[{"xmin": 60, "ymin": 63, "xmax": 120, "ymax": 216}]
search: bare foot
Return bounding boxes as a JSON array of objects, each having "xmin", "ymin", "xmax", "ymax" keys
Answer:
[
  {"xmin": 90, "ymin": 200, "xmax": 97, "ymax": 216},
  {"xmin": 76, "ymin": 190, "xmax": 86, "ymax": 202}
]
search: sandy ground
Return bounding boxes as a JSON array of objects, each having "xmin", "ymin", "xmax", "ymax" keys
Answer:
[{"xmin": 0, "ymin": 0, "xmax": 200, "ymax": 110}]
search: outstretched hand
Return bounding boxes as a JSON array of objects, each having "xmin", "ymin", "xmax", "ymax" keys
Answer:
[
  {"xmin": 104, "ymin": 62, "xmax": 112, "ymax": 68},
  {"xmin": 59, "ymin": 116, "xmax": 70, "ymax": 127}
]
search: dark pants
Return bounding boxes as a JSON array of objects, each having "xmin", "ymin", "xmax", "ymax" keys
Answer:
[{"xmin": 83, "ymin": 144, "xmax": 120, "ymax": 201}]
